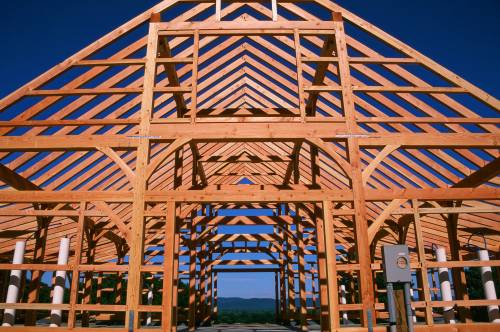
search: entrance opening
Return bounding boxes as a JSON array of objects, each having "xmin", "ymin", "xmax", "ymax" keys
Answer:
[{"xmin": 217, "ymin": 272, "xmax": 277, "ymax": 324}]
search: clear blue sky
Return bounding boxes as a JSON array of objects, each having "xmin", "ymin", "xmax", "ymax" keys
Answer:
[
  {"xmin": 0, "ymin": 1, "xmax": 498, "ymax": 299},
  {"xmin": 0, "ymin": 0, "xmax": 498, "ymax": 99}
]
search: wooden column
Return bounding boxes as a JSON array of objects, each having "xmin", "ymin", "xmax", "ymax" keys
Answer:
[
  {"xmin": 333, "ymin": 12, "xmax": 375, "ymax": 326},
  {"xmin": 316, "ymin": 201, "xmax": 340, "ymax": 330},
  {"xmin": 188, "ymin": 212, "xmax": 197, "ymax": 331},
  {"xmin": 115, "ymin": 247, "xmax": 125, "ymax": 305},
  {"xmin": 315, "ymin": 203, "xmax": 329, "ymax": 331},
  {"xmin": 295, "ymin": 206, "xmax": 308, "ymax": 331},
  {"xmin": 163, "ymin": 201, "xmax": 177, "ymax": 331},
  {"xmin": 127, "ymin": 16, "xmax": 159, "ymax": 330},
  {"xmin": 171, "ymin": 205, "xmax": 182, "ymax": 329},
  {"xmin": 96, "ymin": 272, "xmax": 103, "ymax": 303},
  {"xmin": 275, "ymin": 271, "xmax": 280, "ymax": 322},
  {"xmin": 412, "ymin": 199, "xmax": 433, "ymax": 325},
  {"xmin": 81, "ymin": 230, "xmax": 96, "ymax": 327},
  {"xmin": 447, "ymin": 211, "xmax": 471, "ymax": 322},
  {"xmin": 213, "ymin": 272, "xmax": 218, "ymax": 321},
  {"xmin": 280, "ymin": 232, "xmax": 288, "ymax": 324},
  {"xmin": 25, "ymin": 218, "xmax": 49, "ymax": 325},
  {"xmin": 311, "ymin": 266, "xmax": 317, "ymax": 317},
  {"xmin": 68, "ymin": 202, "xmax": 86, "ymax": 328},
  {"xmin": 286, "ymin": 222, "xmax": 296, "ymax": 321},
  {"xmin": 204, "ymin": 264, "xmax": 213, "ymax": 325},
  {"xmin": 199, "ymin": 236, "xmax": 208, "ymax": 324}
]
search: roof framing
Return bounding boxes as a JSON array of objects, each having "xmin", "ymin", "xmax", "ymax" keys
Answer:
[{"xmin": 0, "ymin": 0, "xmax": 498, "ymax": 330}]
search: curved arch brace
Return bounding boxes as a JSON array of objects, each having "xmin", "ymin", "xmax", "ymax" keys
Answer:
[
  {"xmin": 307, "ymin": 137, "xmax": 352, "ymax": 179},
  {"xmin": 367, "ymin": 198, "xmax": 407, "ymax": 244},
  {"xmin": 96, "ymin": 146, "xmax": 136, "ymax": 185},
  {"xmin": 362, "ymin": 144, "xmax": 400, "ymax": 185},
  {"xmin": 145, "ymin": 137, "xmax": 191, "ymax": 182},
  {"xmin": 94, "ymin": 201, "xmax": 131, "ymax": 244}
]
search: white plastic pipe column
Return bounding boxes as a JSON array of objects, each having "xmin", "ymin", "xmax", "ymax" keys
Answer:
[
  {"xmin": 2, "ymin": 241, "xmax": 26, "ymax": 327},
  {"xmin": 146, "ymin": 284, "xmax": 154, "ymax": 326},
  {"xmin": 435, "ymin": 246, "xmax": 456, "ymax": 324},
  {"xmin": 50, "ymin": 237, "xmax": 70, "ymax": 327},
  {"xmin": 478, "ymin": 249, "xmax": 500, "ymax": 323},
  {"xmin": 340, "ymin": 284, "xmax": 348, "ymax": 324}
]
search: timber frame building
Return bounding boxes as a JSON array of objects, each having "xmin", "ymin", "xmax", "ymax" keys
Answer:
[{"xmin": 0, "ymin": 0, "xmax": 499, "ymax": 331}]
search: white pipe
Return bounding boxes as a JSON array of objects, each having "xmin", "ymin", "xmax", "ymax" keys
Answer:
[
  {"xmin": 478, "ymin": 249, "xmax": 500, "ymax": 323},
  {"xmin": 2, "ymin": 241, "xmax": 26, "ymax": 327},
  {"xmin": 146, "ymin": 283, "xmax": 154, "ymax": 326},
  {"xmin": 435, "ymin": 246, "xmax": 456, "ymax": 324},
  {"xmin": 50, "ymin": 237, "xmax": 70, "ymax": 327},
  {"xmin": 340, "ymin": 284, "xmax": 348, "ymax": 324}
]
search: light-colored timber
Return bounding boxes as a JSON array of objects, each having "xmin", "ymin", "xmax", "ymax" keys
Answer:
[{"xmin": 0, "ymin": 1, "xmax": 498, "ymax": 331}]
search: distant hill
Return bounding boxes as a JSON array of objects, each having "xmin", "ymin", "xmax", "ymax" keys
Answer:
[
  {"xmin": 218, "ymin": 297, "xmax": 275, "ymax": 312},
  {"xmin": 218, "ymin": 297, "xmax": 316, "ymax": 312}
]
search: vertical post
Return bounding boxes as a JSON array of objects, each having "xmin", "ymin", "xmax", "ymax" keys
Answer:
[
  {"xmin": 127, "ymin": 16, "xmax": 159, "ymax": 330},
  {"xmin": 190, "ymin": 30, "xmax": 200, "ymax": 123},
  {"xmin": 25, "ymin": 219, "xmax": 49, "ymax": 326},
  {"xmin": 163, "ymin": 201, "xmax": 177, "ymax": 331},
  {"xmin": 280, "ymin": 234, "xmax": 288, "ymax": 324},
  {"xmin": 446, "ymin": 211, "xmax": 471, "ymax": 322},
  {"xmin": 315, "ymin": 204, "xmax": 330, "ymax": 331},
  {"xmin": 199, "ymin": 239, "xmax": 208, "ymax": 323},
  {"xmin": 286, "ymin": 223, "xmax": 296, "ymax": 322},
  {"xmin": 275, "ymin": 271, "xmax": 280, "ymax": 322},
  {"xmin": 2, "ymin": 241, "xmax": 25, "ymax": 326},
  {"xmin": 50, "ymin": 237, "xmax": 71, "ymax": 327},
  {"xmin": 394, "ymin": 288, "xmax": 408, "ymax": 332},
  {"xmin": 477, "ymin": 249, "xmax": 500, "ymax": 323},
  {"xmin": 188, "ymin": 216, "xmax": 197, "ymax": 331},
  {"xmin": 68, "ymin": 202, "xmax": 86, "ymax": 328},
  {"xmin": 295, "ymin": 206, "xmax": 308, "ymax": 331},
  {"xmin": 81, "ymin": 231, "xmax": 95, "ymax": 327},
  {"xmin": 205, "ymin": 265, "xmax": 213, "ymax": 324},
  {"xmin": 310, "ymin": 266, "xmax": 317, "ymax": 317},
  {"xmin": 171, "ymin": 206, "xmax": 182, "ymax": 329},
  {"xmin": 321, "ymin": 200, "xmax": 340, "ymax": 330},
  {"xmin": 213, "ymin": 272, "xmax": 218, "ymax": 321},
  {"xmin": 96, "ymin": 272, "xmax": 103, "ymax": 305},
  {"xmin": 293, "ymin": 29, "xmax": 306, "ymax": 121},
  {"xmin": 333, "ymin": 12, "xmax": 375, "ymax": 326},
  {"xmin": 115, "ymin": 250, "xmax": 125, "ymax": 305},
  {"xmin": 412, "ymin": 199, "xmax": 433, "ymax": 325},
  {"xmin": 435, "ymin": 247, "xmax": 456, "ymax": 324}
]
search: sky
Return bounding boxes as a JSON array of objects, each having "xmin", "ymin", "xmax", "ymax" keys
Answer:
[
  {"xmin": 0, "ymin": 0, "xmax": 499, "ymax": 99},
  {"xmin": 0, "ymin": 1, "xmax": 499, "ymax": 299}
]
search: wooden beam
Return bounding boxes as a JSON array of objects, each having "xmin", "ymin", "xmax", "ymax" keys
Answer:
[
  {"xmin": 333, "ymin": 11, "xmax": 374, "ymax": 326},
  {"xmin": 321, "ymin": 200, "xmax": 340, "ymax": 329},
  {"xmin": 0, "ymin": 187, "xmax": 498, "ymax": 203},
  {"xmin": 163, "ymin": 201, "xmax": 177, "ymax": 331},
  {"xmin": 126, "ymin": 20, "xmax": 159, "ymax": 330}
]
